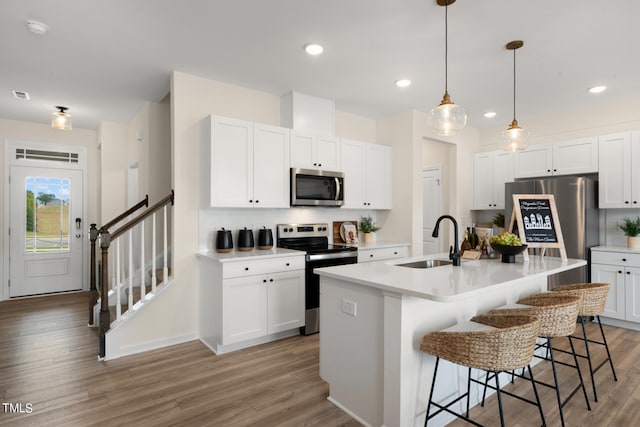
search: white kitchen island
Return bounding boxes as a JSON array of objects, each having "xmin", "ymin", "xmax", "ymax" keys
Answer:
[{"xmin": 315, "ymin": 255, "xmax": 586, "ymax": 427}]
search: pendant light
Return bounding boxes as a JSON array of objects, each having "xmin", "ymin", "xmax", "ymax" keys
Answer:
[
  {"xmin": 51, "ymin": 106, "xmax": 72, "ymax": 130},
  {"xmin": 500, "ymin": 40, "xmax": 528, "ymax": 152},
  {"xmin": 428, "ymin": 0, "xmax": 467, "ymax": 136}
]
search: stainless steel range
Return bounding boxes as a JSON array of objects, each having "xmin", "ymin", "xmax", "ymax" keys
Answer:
[{"xmin": 277, "ymin": 223, "xmax": 358, "ymax": 335}]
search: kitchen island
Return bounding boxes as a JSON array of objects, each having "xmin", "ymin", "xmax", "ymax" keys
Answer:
[{"xmin": 316, "ymin": 255, "xmax": 586, "ymax": 427}]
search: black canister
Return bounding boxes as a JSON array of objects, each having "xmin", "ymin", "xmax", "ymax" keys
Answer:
[
  {"xmin": 238, "ymin": 227, "xmax": 254, "ymax": 251},
  {"xmin": 215, "ymin": 228, "xmax": 233, "ymax": 253},
  {"xmin": 257, "ymin": 227, "xmax": 273, "ymax": 250}
]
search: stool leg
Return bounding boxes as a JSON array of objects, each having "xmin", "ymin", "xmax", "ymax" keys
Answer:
[
  {"xmin": 527, "ymin": 364, "xmax": 546, "ymax": 427},
  {"xmin": 466, "ymin": 367, "xmax": 472, "ymax": 418},
  {"xmin": 494, "ymin": 371, "xmax": 506, "ymax": 427},
  {"xmin": 547, "ymin": 337, "xmax": 566, "ymax": 427},
  {"xmin": 481, "ymin": 371, "xmax": 490, "ymax": 406},
  {"xmin": 578, "ymin": 316, "xmax": 598, "ymax": 402},
  {"xmin": 596, "ymin": 315, "xmax": 618, "ymax": 382},
  {"xmin": 424, "ymin": 356, "xmax": 440, "ymax": 427},
  {"xmin": 568, "ymin": 335, "xmax": 591, "ymax": 411}
]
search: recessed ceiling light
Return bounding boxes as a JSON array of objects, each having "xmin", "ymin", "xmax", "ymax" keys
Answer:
[
  {"xmin": 395, "ymin": 79, "xmax": 411, "ymax": 88},
  {"xmin": 304, "ymin": 44, "xmax": 324, "ymax": 55},
  {"xmin": 483, "ymin": 111, "xmax": 497, "ymax": 118},
  {"xmin": 589, "ymin": 85, "xmax": 607, "ymax": 94},
  {"xmin": 26, "ymin": 20, "xmax": 48, "ymax": 35}
]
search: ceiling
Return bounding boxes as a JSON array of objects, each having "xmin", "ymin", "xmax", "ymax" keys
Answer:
[{"xmin": 1, "ymin": 0, "xmax": 639, "ymax": 131}]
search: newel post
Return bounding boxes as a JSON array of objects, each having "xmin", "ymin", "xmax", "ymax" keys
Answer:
[
  {"xmin": 89, "ymin": 223, "xmax": 99, "ymax": 325},
  {"xmin": 99, "ymin": 229, "xmax": 111, "ymax": 358}
]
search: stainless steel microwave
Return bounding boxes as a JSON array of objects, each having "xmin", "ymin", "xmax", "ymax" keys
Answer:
[{"xmin": 290, "ymin": 168, "xmax": 344, "ymax": 207}]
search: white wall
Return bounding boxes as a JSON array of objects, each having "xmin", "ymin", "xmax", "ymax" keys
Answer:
[
  {"xmin": 0, "ymin": 118, "xmax": 98, "ymax": 300},
  {"xmin": 98, "ymin": 121, "xmax": 128, "ymax": 224}
]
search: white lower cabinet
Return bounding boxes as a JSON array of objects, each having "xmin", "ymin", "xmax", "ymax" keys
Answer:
[
  {"xmin": 358, "ymin": 245, "xmax": 409, "ymax": 263},
  {"xmin": 591, "ymin": 249, "xmax": 640, "ymax": 323},
  {"xmin": 199, "ymin": 254, "xmax": 305, "ymax": 354}
]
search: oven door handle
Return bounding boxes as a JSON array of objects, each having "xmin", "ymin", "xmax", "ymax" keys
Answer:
[
  {"xmin": 334, "ymin": 177, "xmax": 341, "ymax": 201},
  {"xmin": 307, "ymin": 252, "xmax": 358, "ymax": 262}
]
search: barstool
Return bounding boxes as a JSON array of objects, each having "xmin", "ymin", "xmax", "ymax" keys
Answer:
[
  {"xmin": 486, "ymin": 293, "xmax": 590, "ymax": 427},
  {"xmin": 421, "ymin": 314, "xmax": 544, "ymax": 427},
  {"xmin": 551, "ymin": 282, "xmax": 617, "ymax": 401}
]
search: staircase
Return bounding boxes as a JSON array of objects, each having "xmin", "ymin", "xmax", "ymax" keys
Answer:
[{"xmin": 89, "ymin": 191, "xmax": 174, "ymax": 358}]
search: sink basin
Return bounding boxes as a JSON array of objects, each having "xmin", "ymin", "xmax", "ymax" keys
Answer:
[{"xmin": 396, "ymin": 259, "xmax": 452, "ymax": 269}]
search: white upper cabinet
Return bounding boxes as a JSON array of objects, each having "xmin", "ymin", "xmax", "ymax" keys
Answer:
[
  {"xmin": 513, "ymin": 138, "xmax": 598, "ymax": 178},
  {"xmin": 341, "ymin": 140, "xmax": 392, "ymax": 209},
  {"xmin": 598, "ymin": 131, "xmax": 640, "ymax": 208},
  {"xmin": 204, "ymin": 116, "xmax": 289, "ymax": 208},
  {"xmin": 290, "ymin": 130, "xmax": 340, "ymax": 171},
  {"xmin": 472, "ymin": 151, "xmax": 514, "ymax": 210}
]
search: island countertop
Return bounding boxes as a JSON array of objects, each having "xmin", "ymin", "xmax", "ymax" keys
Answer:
[{"xmin": 315, "ymin": 255, "xmax": 586, "ymax": 302}]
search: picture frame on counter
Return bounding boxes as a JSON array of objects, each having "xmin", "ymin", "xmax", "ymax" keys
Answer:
[{"xmin": 509, "ymin": 194, "xmax": 567, "ymax": 261}]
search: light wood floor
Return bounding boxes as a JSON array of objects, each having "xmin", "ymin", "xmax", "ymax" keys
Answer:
[{"xmin": 1, "ymin": 292, "xmax": 639, "ymax": 426}]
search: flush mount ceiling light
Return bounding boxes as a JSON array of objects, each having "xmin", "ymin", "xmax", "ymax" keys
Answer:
[
  {"xmin": 304, "ymin": 44, "xmax": 324, "ymax": 55},
  {"xmin": 428, "ymin": 0, "xmax": 467, "ymax": 137},
  {"xmin": 26, "ymin": 20, "xmax": 48, "ymax": 35},
  {"xmin": 395, "ymin": 79, "xmax": 412, "ymax": 88},
  {"xmin": 500, "ymin": 40, "xmax": 528, "ymax": 152},
  {"xmin": 589, "ymin": 85, "xmax": 607, "ymax": 94},
  {"xmin": 51, "ymin": 106, "xmax": 72, "ymax": 131}
]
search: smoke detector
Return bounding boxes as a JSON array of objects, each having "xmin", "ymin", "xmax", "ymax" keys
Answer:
[{"xmin": 26, "ymin": 20, "xmax": 48, "ymax": 35}]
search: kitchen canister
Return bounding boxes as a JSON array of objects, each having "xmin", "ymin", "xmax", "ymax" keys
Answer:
[
  {"xmin": 257, "ymin": 227, "xmax": 273, "ymax": 250},
  {"xmin": 215, "ymin": 228, "xmax": 233, "ymax": 253},
  {"xmin": 238, "ymin": 227, "xmax": 255, "ymax": 251}
]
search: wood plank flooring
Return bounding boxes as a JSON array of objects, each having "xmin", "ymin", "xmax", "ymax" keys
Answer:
[{"xmin": 1, "ymin": 292, "xmax": 639, "ymax": 426}]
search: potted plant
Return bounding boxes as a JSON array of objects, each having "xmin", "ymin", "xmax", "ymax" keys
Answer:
[
  {"xmin": 492, "ymin": 212, "xmax": 506, "ymax": 235},
  {"xmin": 359, "ymin": 215, "xmax": 381, "ymax": 244},
  {"xmin": 619, "ymin": 216, "xmax": 640, "ymax": 249}
]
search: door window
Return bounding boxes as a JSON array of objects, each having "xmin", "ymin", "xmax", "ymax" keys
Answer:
[{"xmin": 24, "ymin": 176, "xmax": 71, "ymax": 253}]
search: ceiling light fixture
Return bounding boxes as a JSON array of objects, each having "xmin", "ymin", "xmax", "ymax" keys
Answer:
[
  {"xmin": 428, "ymin": 0, "xmax": 467, "ymax": 136},
  {"xmin": 589, "ymin": 85, "xmax": 607, "ymax": 94},
  {"xmin": 500, "ymin": 40, "xmax": 528, "ymax": 152},
  {"xmin": 26, "ymin": 20, "xmax": 48, "ymax": 35},
  {"xmin": 304, "ymin": 44, "xmax": 324, "ymax": 55},
  {"xmin": 483, "ymin": 111, "xmax": 497, "ymax": 119},
  {"xmin": 395, "ymin": 79, "xmax": 412, "ymax": 88},
  {"xmin": 51, "ymin": 106, "xmax": 72, "ymax": 131}
]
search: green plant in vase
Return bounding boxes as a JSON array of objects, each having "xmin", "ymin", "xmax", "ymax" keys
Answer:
[
  {"xmin": 359, "ymin": 215, "xmax": 381, "ymax": 243},
  {"xmin": 619, "ymin": 216, "xmax": 640, "ymax": 249},
  {"xmin": 492, "ymin": 212, "xmax": 506, "ymax": 234}
]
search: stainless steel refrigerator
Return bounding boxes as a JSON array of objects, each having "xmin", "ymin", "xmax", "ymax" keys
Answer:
[{"xmin": 505, "ymin": 176, "xmax": 599, "ymax": 288}]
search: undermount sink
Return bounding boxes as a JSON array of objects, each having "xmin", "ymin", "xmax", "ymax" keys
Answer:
[{"xmin": 396, "ymin": 259, "xmax": 452, "ymax": 269}]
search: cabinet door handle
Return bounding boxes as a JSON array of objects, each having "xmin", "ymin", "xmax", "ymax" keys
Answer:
[
  {"xmin": 622, "ymin": 258, "xmax": 627, "ymax": 262},
  {"xmin": 263, "ymin": 279, "xmax": 267, "ymax": 283},
  {"xmin": 547, "ymin": 169, "xmax": 551, "ymax": 172},
  {"xmin": 313, "ymin": 163, "xmax": 317, "ymax": 166},
  {"xmin": 625, "ymin": 201, "xmax": 630, "ymax": 204},
  {"xmin": 394, "ymin": 251, "xmax": 398, "ymax": 255},
  {"xmin": 245, "ymin": 267, "xmax": 249, "ymax": 271},
  {"xmin": 618, "ymin": 270, "xmax": 623, "ymax": 274},
  {"xmin": 634, "ymin": 201, "xmax": 638, "ymax": 204},
  {"xmin": 249, "ymin": 200, "xmax": 253, "ymax": 203},
  {"xmin": 269, "ymin": 278, "xmax": 274, "ymax": 282},
  {"xmin": 286, "ymin": 262, "xmax": 290, "ymax": 266},
  {"xmin": 370, "ymin": 254, "xmax": 374, "ymax": 258},
  {"xmin": 627, "ymin": 271, "xmax": 631, "ymax": 275}
]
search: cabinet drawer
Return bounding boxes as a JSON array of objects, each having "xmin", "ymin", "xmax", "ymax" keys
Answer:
[
  {"xmin": 358, "ymin": 246, "xmax": 408, "ymax": 263},
  {"xmin": 591, "ymin": 251, "xmax": 640, "ymax": 267},
  {"xmin": 223, "ymin": 256, "xmax": 305, "ymax": 278}
]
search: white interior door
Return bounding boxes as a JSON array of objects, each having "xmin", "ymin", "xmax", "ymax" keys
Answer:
[
  {"xmin": 9, "ymin": 165, "xmax": 84, "ymax": 297},
  {"xmin": 422, "ymin": 167, "xmax": 443, "ymax": 255}
]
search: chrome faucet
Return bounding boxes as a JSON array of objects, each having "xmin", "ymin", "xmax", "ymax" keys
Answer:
[{"xmin": 432, "ymin": 215, "xmax": 461, "ymax": 266}]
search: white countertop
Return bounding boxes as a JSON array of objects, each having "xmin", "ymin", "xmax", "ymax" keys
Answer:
[
  {"xmin": 352, "ymin": 240, "xmax": 410, "ymax": 250},
  {"xmin": 197, "ymin": 247, "xmax": 304, "ymax": 262},
  {"xmin": 315, "ymin": 255, "xmax": 586, "ymax": 302},
  {"xmin": 591, "ymin": 245, "xmax": 640, "ymax": 254}
]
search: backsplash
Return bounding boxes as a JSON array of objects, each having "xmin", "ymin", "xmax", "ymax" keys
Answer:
[
  {"xmin": 602, "ymin": 209, "xmax": 640, "ymax": 247},
  {"xmin": 199, "ymin": 207, "xmax": 377, "ymax": 252}
]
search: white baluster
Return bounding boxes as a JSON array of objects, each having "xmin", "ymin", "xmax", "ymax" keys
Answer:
[
  {"xmin": 152, "ymin": 213, "xmax": 157, "ymax": 292},
  {"xmin": 128, "ymin": 230, "xmax": 133, "ymax": 309},
  {"xmin": 116, "ymin": 239, "xmax": 121, "ymax": 319},
  {"xmin": 140, "ymin": 222, "xmax": 145, "ymax": 301},
  {"xmin": 163, "ymin": 205, "xmax": 168, "ymax": 283}
]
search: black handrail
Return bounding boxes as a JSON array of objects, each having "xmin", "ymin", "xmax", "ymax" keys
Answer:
[
  {"xmin": 88, "ymin": 195, "xmax": 148, "ymax": 326},
  {"xmin": 98, "ymin": 190, "xmax": 174, "ymax": 358}
]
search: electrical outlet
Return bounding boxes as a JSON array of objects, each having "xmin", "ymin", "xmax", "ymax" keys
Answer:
[{"xmin": 341, "ymin": 299, "xmax": 357, "ymax": 317}]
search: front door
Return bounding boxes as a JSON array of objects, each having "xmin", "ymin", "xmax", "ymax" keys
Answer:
[{"xmin": 9, "ymin": 165, "xmax": 84, "ymax": 297}]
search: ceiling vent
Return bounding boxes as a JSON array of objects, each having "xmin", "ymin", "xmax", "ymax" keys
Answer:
[{"xmin": 12, "ymin": 90, "xmax": 30, "ymax": 100}]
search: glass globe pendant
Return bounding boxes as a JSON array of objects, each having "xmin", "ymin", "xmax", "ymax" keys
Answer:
[
  {"xmin": 428, "ymin": 0, "xmax": 467, "ymax": 136},
  {"xmin": 500, "ymin": 41, "xmax": 527, "ymax": 152}
]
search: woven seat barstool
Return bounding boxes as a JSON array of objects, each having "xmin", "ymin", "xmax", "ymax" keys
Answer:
[
  {"xmin": 551, "ymin": 282, "xmax": 617, "ymax": 402},
  {"xmin": 486, "ymin": 293, "xmax": 590, "ymax": 427},
  {"xmin": 421, "ymin": 314, "xmax": 544, "ymax": 427}
]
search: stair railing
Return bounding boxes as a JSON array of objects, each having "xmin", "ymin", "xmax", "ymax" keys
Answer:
[
  {"xmin": 98, "ymin": 190, "xmax": 174, "ymax": 358},
  {"xmin": 89, "ymin": 195, "xmax": 149, "ymax": 325}
]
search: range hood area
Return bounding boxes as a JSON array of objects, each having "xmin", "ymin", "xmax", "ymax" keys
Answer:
[{"xmin": 281, "ymin": 91, "xmax": 336, "ymax": 136}]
